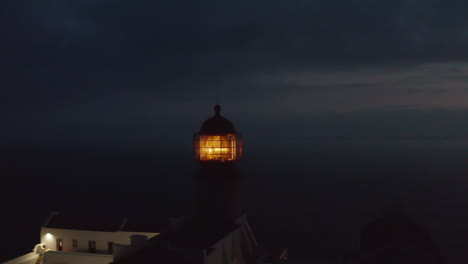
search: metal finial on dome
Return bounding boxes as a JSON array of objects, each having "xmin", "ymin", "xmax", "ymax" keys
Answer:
[{"xmin": 214, "ymin": 104, "xmax": 221, "ymax": 115}]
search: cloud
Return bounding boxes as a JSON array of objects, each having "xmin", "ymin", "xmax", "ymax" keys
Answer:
[
  {"xmin": 3, "ymin": 0, "xmax": 468, "ymax": 65},
  {"xmin": 1, "ymin": 0, "xmax": 467, "ymax": 147}
]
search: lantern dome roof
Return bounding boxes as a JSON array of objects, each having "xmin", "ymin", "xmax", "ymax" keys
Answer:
[{"xmin": 199, "ymin": 105, "xmax": 236, "ymax": 134}]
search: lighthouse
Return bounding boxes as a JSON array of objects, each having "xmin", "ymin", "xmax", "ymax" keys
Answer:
[
  {"xmin": 193, "ymin": 104, "xmax": 244, "ymax": 224},
  {"xmin": 110, "ymin": 104, "xmax": 261, "ymax": 264}
]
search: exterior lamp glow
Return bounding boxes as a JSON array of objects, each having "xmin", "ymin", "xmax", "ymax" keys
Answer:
[{"xmin": 45, "ymin": 233, "xmax": 53, "ymax": 240}]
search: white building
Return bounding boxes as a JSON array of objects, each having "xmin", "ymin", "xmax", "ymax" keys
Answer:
[
  {"xmin": 2, "ymin": 212, "xmax": 280, "ymax": 264},
  {"xmin": 3, "ymin": 212, "xmax": 180, "ymax": 264}
]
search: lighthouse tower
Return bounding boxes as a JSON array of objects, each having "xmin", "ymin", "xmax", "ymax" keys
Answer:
[
  {"xmin": 193, "ymin": 104, "xmax": 244, "ymax": 224},
  {"xmin": 109, "ymin": 104, "xmax": 263, "ymax": 264}
]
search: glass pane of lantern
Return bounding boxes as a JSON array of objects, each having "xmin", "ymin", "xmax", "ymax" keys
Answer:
[{"xmin": 198, "ymin": 134, "xmax": 238, "ymax": 161}]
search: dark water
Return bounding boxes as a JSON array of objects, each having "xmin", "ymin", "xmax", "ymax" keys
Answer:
[{"xmin": 1, "ymin": 139, "xmax": 467, "ymax": 262}]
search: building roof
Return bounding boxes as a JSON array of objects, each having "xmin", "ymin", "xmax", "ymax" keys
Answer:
[
  {"xmin": 169, "ymin": 218, "xmax": 238, "ymax": 249},
  {"xmin": 43, "ymin": 212, "xmax": 173, "ymax": 233},
  {"xmin": 199, "ymin": 105, "xmax": 236, "ymax": 134},
  {"xmin": 121, "ymin": 218, "xmax": 176, "ymax": 233},
  {"xmin": 113, "ymin": 218, "xmax": 240, "ymax": 264},
  {"xmin": 113, "ymin": 233, "xmax": 204, "ymax": 264}
]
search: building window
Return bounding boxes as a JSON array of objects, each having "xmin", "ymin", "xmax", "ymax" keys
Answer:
[
  {"xmin": 56, "ymin": 238, "xmax": 63, "ymax": 251},
  {"xmin": 108, "ymin": 242, "xmax": 114, "ymax": 254},
  {"xmin": 88, "ymin": 241, "xmax": 96, "ymax": 253},
  {"xmin": 72, "ymin": 240, "xmax": 78, "ymax": 248}
]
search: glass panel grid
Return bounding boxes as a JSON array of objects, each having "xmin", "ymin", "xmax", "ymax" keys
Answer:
[{"xmin": 195, "ymin": 133, "xmax": 241, "ymax": 161}]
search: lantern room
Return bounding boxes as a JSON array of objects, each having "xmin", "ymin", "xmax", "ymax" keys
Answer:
[{"xmin": 194, "ymin": 105, "xmax": 242, "ymax": 162}]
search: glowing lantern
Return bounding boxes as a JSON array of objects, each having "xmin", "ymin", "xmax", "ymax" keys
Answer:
[{"xmin": 194, "ymin": 105, "xmax": 242, "ymax": 162}]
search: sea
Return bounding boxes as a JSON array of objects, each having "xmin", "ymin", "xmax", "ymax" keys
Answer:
[{"xmin": 1, "ymin": 139, "xmax": 467, "ymax": 263}]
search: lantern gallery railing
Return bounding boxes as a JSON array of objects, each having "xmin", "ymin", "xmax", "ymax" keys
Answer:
[{"xmin": 194, "ymin": 133, "xmax": 242, "ymax": 162}]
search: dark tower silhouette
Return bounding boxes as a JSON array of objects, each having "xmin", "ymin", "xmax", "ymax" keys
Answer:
[
  {"xmin": 193, "ymin": 104, "xmax": 243, "ymax": 224},
  {"xmin": 109, "ymin": 104, "xmax": 260, "ymax": 264}
]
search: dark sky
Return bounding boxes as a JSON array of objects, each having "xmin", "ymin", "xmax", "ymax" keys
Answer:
[
  {"xmin": 1, "ymin": 2, "xmax": 468, "ymax": 262},
  {"xmin": 2, "ymin": 0, "xmax": 467, "ymax": 150}
]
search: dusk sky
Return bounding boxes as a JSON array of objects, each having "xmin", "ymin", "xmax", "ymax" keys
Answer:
[
  {"xmin": 2, "ymin": 0, "xmax": 467, "ymax": 149},
  {"xmin": 2, "ymin": 2, "xmax": 468, "ymax": 262}
]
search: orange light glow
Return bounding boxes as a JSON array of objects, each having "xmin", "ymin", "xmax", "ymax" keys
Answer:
[{"xmin": 197, "ymin": 134, "xmax": 239, "ymax": 161}]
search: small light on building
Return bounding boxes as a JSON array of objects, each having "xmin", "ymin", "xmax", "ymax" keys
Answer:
[{"xmin": 45, "ymin": 233, "xmax": 53, "ymax": 240}]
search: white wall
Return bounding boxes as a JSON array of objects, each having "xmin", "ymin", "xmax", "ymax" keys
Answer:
[
  {"xmin": 204, "ymin": 221, "xmax": 258, "ymax": 264},
  {"xmin": 42, "ymin": 251, "xmax": 112, "ymax": 264},
  {"xmin": 40, "ymin": 227, "xmax": 158, "ymax": 253},
  {"xmin": 1, "ymin": 252, "xmax": 37, "ymax": 264}
]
